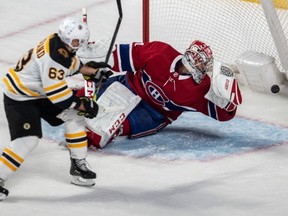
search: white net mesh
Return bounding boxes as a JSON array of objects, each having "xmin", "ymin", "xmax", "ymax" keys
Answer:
[{"xmin": 148, "ymin": 0, "xmax": 288, "ymax": 73}]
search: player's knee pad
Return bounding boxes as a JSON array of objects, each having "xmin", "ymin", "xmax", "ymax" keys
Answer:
[{"xmin": 57, "ymin": 109, "xmax": 86, "ymax": 133}]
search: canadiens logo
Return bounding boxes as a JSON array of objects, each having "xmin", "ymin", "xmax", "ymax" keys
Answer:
[
  {"xmin": 58, "ymin": 48, "xmax": 69, "ymax": 58},
  {"xmin": 145, "ymin": 81, "xmax": 169, "ymax": 106},
  {"xmin": 141, "ymin": 70, "xmax": 196, "ymax": 112}
]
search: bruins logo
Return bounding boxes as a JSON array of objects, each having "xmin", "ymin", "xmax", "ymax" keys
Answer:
[
  {"xmin": 23, "ymin": 123, "xmax": 31, "ymax": 130},
  {"xmin": 58, "ymin": 48, "xmax": 69, "ymax": 58}
]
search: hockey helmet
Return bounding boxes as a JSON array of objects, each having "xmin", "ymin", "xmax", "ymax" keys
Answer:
[
  {"xmin": 182, "ymin": 40, "xmax": 213, "ymax": 84},
  {"xmin": 58, "ymin": 17, "xmax": 90, "ymax": 51}
]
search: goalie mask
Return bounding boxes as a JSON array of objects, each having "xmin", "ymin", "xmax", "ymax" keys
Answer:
[
  {"xmin": 58, "ymin": 17, "xmax": 90, "ymax": 51},
  {"xmin": 182, "ymin": 40, "xmax": 213, "ymax": 84}
]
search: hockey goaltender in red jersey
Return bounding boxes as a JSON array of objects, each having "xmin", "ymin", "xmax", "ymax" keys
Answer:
[{"xmin": 82, "ymin": 40, "xmax": 242, "ymax": 149}]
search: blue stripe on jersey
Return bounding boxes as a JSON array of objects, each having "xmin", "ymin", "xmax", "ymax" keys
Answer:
[
  {"xmin": 119, "ymin": 44, "xmax": 133, "ymax": 72},
  {"xmin": 208, "ymin": 101, "xmax": 217, "ymax": 120},
  {"xmin": 165, "ymin": 100, "xmax": 196, "ymax": 111}
]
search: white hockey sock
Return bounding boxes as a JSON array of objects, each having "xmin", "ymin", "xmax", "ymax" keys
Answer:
[{"xmin": 0, "ymin": 136, "xmax": 39, "ymax": 180}]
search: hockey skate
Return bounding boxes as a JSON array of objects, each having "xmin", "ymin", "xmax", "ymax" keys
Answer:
[
  {"xmin": 0, "ymin": 179, "xmax": 9, "ymax": 201},
  {"xmin": 70, "ymin": 158, "xmax": 96, "ymax": 187}
]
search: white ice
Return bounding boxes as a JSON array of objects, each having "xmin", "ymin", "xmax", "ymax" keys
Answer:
[{"xmin": 1, "ymin": 0, "xmax": 288, "ymax": 215}]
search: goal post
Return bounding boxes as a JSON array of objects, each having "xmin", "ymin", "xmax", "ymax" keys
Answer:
[
  {"xmin": 261, "ymin": 0, "xmax": 288, "ymax": 72},
  {"xmin": 142, "ymin": 0, "xmax": 150, "ymax": 43},
  {"xmin": 142, "ymin": 0, "xmax": 288, "ymax": 77}
]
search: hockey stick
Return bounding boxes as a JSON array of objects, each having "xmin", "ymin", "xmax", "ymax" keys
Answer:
[
  {"xmin": 82, "ymin": 7, "xmax": 87, "ymax": 23},
  {"xmin": 95, "ymin": 0, "xmax": 123, "ymax": 96},
  {"xmin": 104, "ymin": 0, "xmax": 123, "ymax": 64},
  {"xmin": 82, "ymin": 0, "xmax": 123, "ymax": 99}
]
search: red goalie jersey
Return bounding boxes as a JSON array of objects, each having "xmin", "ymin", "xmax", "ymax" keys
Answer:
[{"xmin": 111, "ymin": 41, "xmax": 238, "ymax": 123}]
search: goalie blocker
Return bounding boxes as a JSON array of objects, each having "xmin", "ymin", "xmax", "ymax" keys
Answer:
[{"xmin": 85, "ymin": 81, "xmax": 141, "ymax": 148}]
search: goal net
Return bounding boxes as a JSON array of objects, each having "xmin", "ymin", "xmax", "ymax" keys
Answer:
[{"xmin": 142, "ymin": 0, "xmax": 288, "ymax": 76}]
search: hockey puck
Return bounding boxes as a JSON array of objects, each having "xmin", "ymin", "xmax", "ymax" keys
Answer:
[{"xmin": 271, "ymin": 84, "xmax": 280, "ymax": 94}]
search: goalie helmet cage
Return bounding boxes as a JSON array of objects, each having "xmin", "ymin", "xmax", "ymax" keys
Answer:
[{"xmin": 142, "ymin": 0, "xmax": 288, "ymax": 77}]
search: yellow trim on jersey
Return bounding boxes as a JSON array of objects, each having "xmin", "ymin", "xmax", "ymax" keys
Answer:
[
  {"xmin": 2, "ymin": 77, "xmax": 17, "ymax": 94},
  {"xmin": 45, "ymin": 34, "xmax": 54, "ymax": 55},
  {"xmin": 70, "ymin": 56, "xmax": 78, "ymax": 70},
  {"xmin": 4, "ymin": 147, "xmax": 24, "ymax": 163},
  {"xmin": 7, "ymin": 68, "xmax": 41, "ymax": 96},
  {"xmin": 44, "ymin": 80, "xmax": 67, "ymax": 92},
  {"xmin": 0, "ymin": 157, "xmax": 17, "ymax": 172},
  {"xmin": 48, "ymin": 88, "xmax": 72, "ymax": 102},
  {"xmin": 44, "ymin": 80, "xmax": 72, "ymax": 102}
]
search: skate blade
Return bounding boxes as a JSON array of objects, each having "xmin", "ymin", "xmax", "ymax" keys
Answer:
[{"xmin": 71, "ymin": 176, "xmax": 95, "ymax": 187}]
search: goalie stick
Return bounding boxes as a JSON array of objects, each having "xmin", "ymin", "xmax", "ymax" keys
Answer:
[
  {"xmin": 96, "ymin": 0, "xmax": 122, "ymax": 96},
  {"xmin": 82, "ymin": 0, "xmax": 123, "ymax": 99}
]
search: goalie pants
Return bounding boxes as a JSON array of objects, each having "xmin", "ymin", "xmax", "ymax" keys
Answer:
[{"xmin": 97, "ymin": 75, "xmax": 169, "ymax": 138}]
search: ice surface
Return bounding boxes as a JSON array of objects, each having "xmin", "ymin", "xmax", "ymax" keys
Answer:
[{"xmin": 1, "ymin": 1, "xmax": 288, "ymax": 215}]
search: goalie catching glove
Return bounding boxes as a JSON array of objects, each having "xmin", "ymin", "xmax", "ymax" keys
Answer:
[
  {"xmin": 83, "ymin": 61, "xmax": 113, "ymax": 84},
  {"xmin": 205, "ymin": 60, "xmax": 242, "ymax": 112},
  {"xmin": 73, "ymin": 96, "xmax": 99, "ymax": 119}
]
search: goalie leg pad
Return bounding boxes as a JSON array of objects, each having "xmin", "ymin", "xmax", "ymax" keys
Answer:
[
  {"xmin": 85, "ymin": 81, "xmax": 141, "ymax": 148},
  {"xmin": 87, "ymin": 119, "xmax": 131, "ymax": 148},
  {"xmin": 87, "ymin": 128, "xmax": 102, "ymax": 148}
]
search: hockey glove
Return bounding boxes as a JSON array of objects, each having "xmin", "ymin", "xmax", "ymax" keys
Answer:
[
  {"xmin": 205, "ymin": 61, "xmax": 242, "ymax": 111},
  {"xmin": 85, "ymin": 61, "xmax": 111, "ymax": 69},
  {"xmin": 83, "ymin": 61, "xmax": 113, "ymax": 84},
  {"xmin": 84, "ymin": 69, "xmax": 113, "ymax": 84},
  {"xmin": 212, "ymin": 68, "xmax": 242, "ymax": 111},
  {"xmin": 74, "ymin": 96, "xmax": 99, "ymax": 119}
]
